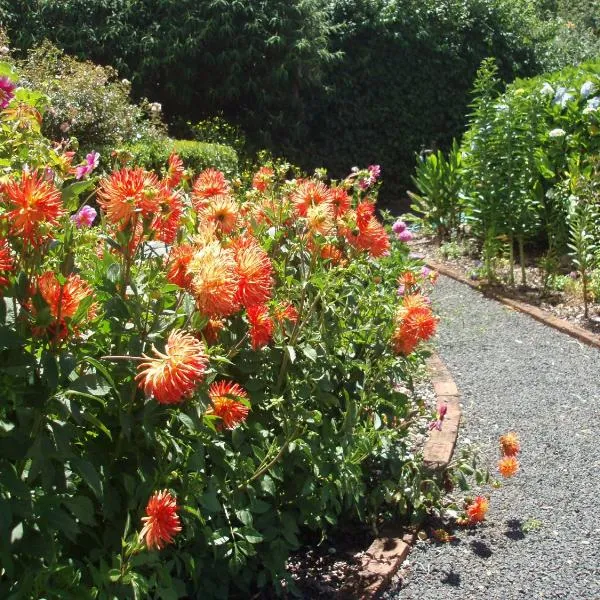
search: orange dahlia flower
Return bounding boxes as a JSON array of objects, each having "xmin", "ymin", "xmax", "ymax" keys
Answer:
[
  {"xmin": 0, "ymin": 239, "xmax": 14, "ymax": 289},
  {"xmin": 37, "ymin": 272, "xmax": 96, "ymax": 321},
  {"xmin": 499, "ymin": 432, "xmax": 521, "ymax": 457},
  {"xmin": 152, "ymin": 186, "xmax": 183, "ymax": 244},
  {"xmin": 247, "ymin": 304, "xmax": 273, "ymax": 349},
  {"xmin": 97, "ymin": 168, "xmax": 159, "ymax": 226},
  {"xmin": 330, "ymin": 187, "xmax": 351, "ymax": 217},
  {"xmin": 274, "ymin": 301, "xmax": 299, "ymax": 325},
  {"xmin": 2, "ymin": 170, "xmax": 64, "ymax": 245},
  {"xmin": 207, "ymin": 380, "xmax": 250, "ymax": 429},
  {"xmin": 197, "ymin": 195, "xmax": 238, "ymax": 234},
  {"xmin": 392, "ymin": 305, "xmax": 438, "ymax": 356},
  {"xmin": 139, "ymin": 490, "xmax": 182, "ymax": 550},
  {"xmin": 201, "ymin": 318, "xmax": 225, "ymax": 345},
  {"xmin": 291, "ymin": 180, "xmax": 333, "ymax": 217},
  {"xmin": 306, "ymin": 202, "xmax": 335, "ymax": 236},
  {"xmin": 320, "ymin": 243, "xmax": 344, "ymax": 265},
  {"xmin": 136, "ymin": 329, "xmax": 208, "ymax": 404},
  {"xmin": 187, "ymin": 242, "xmax": 241, "ymax": 317},
  {"xmin": 166, "ymin": 244, "xmax": 195, "ymax": 289},
  {"xmin": 165, "ymin": 153, "xmax": 184, "ymax": 188},
  {"xmin": 498, "ymin": 455, "xmax": 519, "ymax": 478},
  {"xmin": 252, "ymin": 166, "xmax": 274, "ymax": 192},
  {"xmin": 466, "ymin": 496, "xmax": 489, "ymax": 524},
  {"xmin": 232, "ymin": 236, "xmax": 274, "ymax": 308},
  {"xmin": 192, "ymin": 169, "xmax": 230, "ymax": 208}
]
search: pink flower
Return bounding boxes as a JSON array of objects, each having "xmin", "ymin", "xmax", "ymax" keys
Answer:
[
  {"xmin": 397, "ymin": 284, "xmax": 406, "ymax": 296},
  {"xmin": 0, "ymin": 77, "xmax": 16, "ymax": 109},
  {"xmin": 71, "ymin": 205, "xmax": 97, "ymax": 228},
  {"xmin": 392, "ymin": 219, "xmax": 407, "ymax": 234},
  {"xmin": 74, "ymin": 152, "xmax": 100, "ymax": 180},
  {"xmin": 429, "ymin": 401, "xmax": 448, "ymax": 431},
  {"xmin": 397, "ymin": 229, "xmax": 413, "ymax": 243}
]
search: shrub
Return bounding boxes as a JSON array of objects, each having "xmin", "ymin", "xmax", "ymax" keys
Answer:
[
  {"xmin": 0, "ymin": 62, "xmax": 453, "ymax": 598},
  {"xmin": 125, "ymin": 138, "xmax": 239, "ymax": 178},
  {"xmin": 18, "ymin": 41, "xmax": 160, "ymax": 156}
]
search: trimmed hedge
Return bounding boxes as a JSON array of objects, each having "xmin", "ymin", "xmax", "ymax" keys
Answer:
[{"xmin": 125, "ymin": 138, "xmax": 239, "ymax": 177}]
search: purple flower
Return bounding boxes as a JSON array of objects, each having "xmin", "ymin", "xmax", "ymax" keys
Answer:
[
  {"xmin": 74, "ymin": 151, "xmax": 100, "ymax": 180},
  {"xmin": 71, "ymin": 205, "xmax": 97, "ymax": 228},
  {"xmin": 397, "ymin": 284, "xmax": 406, "ymax": 296},
  {"xmin": 0, "ymin": 76, "xmax": 16, "ymax": 109},
  {"xmin": 392, "ymin": 219, "xmax": 407, "ymax": 234},
  {"xmin": 368, "ymin": 164, "xmax": 381, "ymax": 181},
  {"xmin": 397, "ymin": 229, "xmax": 413, "ymax": 243},
  {"xmin": 421, "ymin": 266, "xmax": 431, "ymax": 278}
]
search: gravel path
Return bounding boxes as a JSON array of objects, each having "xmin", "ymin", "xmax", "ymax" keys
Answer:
[{"xmin": 384, "ymin": 275, "xmax": 600, "ymax": 600}]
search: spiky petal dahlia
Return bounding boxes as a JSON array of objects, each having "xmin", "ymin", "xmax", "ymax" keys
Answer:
[
  {"xmin": 139, "ymin": 490, "xmax": 182, "ymax": 550},
  {"xmin": 499, "ymin": 432, "xmax": 521, "ymax": 457},
  {"xmin": 232, "ymin": 236, "xmax": 274, "ymax": 308},
  {"xmin": 197, "ymin": 195, "xmax": 238, "ymax": 234},
  {"xmin": 187, "ymin": 242, "xmax": 241, "ymax": 317},
  {"xmin": 291, "ymin": 180, "xmax": 333, "ymax": 217},
  {"xmin": 192, "ymin": 169, "xmax": 230, "ymax": 209},
  {"xmin": 0, "ymin": 239, "xmax": 14, "ymax": 289},
  {"xmin": 466, "ymin": 496, "xmax": 489, "ymax": 524},
  {"xmin": 391, "ymin": 305, "xmax": 438, "ymax": 356},
  {"xmin": 207, "ymin": 380, "xmax": 250, "ymax": 429},
  {"xmin": 2, "ymin": 170, "xmax": 64, "ymax": 246},
  {"xmin": 166, "ymin": 244, "xmax": 195, "ymax": 289},
  {"xmin": 37, "ymin": 271, "xmax": 96, "ymax": 321},
  {"xmin": 498, "ymin": 455, "xmax": 519, "ymax": 478},
  {"xmin": 247, "ymin": 304, "xmax": 273, "ymax": 349},
  {"xmin": 330, "ymin": 187, "xmax": 351, "ymax": 218},
  {"xmin": 344, "ymin": 213, "xmax": 390, "ymax": 258},
  {"xmin": 252, "ymin": 166, "xmax": 274, "ymax": 192},
  {"xmin": 97, "ymin": 168, "xmax": 159, "ymax": 226},
  {"xmin": 151, "ymin": 185, "xmax": 183, "ymax": 244},
  {"xmin": 165, "ymin": 153, "xmax": 184, "ymax": 188},
  {"xmin": 136, "ymin": 329, "xmax": 208, "ymax": 404}
]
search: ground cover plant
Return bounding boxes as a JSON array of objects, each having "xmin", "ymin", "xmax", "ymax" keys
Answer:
[{"xmin": 0, "ymin": 63, "xmax": 462, "ymax": 598}]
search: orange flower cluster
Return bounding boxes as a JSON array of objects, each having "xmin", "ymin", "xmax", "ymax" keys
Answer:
[
  {"xmin": 2, "ymin": 170, "xmax": 64, "ymax": 246},
  {"xmin": 498, "ymin": 431, "xmax": 520, "ymax": 478},
  {"xmin": 97, "ymin": 166, "xmax": 183, "ymax": 243},
  {"xmin": 247, "ymin": 304, "xmax": 274, "ymax": 349},
  {"xmin": 252, "ymin": 166, "xmax": 274, "ymax": 193},
  {"xmin": 139, "ymin": 490, "xmax": 182, "ymax": 550},
  {"xmin": 207, "ymin": 380, "xmax": 250, "ymax": 429},
  {"xmin": 136, "ymin": 329, "xmax": 208, "ymax": 404},
  {"xmin": 391, "ymin": 294, "xmax": 438, "ymax": 355}
]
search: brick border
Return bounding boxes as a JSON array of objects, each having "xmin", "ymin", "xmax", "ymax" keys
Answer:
[
  {"xmin": 337, "ymin": 353, "xmax": 461, "ymax": 599},
  {"xmin": 426, "ymin": 259, "xmax": 600, "ymax": 350}
]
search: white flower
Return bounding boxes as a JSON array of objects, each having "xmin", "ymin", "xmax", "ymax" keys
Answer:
[
  {"xmin": 540, "ymin": 82, "xmax": 554, "ymax": 97},
  {"xmin": 548, "ymin": 128, "xmax": 566, "ymax": 138},
  {"xmin": 580, "ymin": 81, "xmax": 596, "ymax": 98},
  {"xmin": 495, "ymin": 103, "xmax": 509, "ymax": 112},
  {"xmin": 553, "ymin": 86, "xmax": 574, "ymax": 108},
  {"xmin": 150, "ymin": 102, "xmax": 162, "ymax": 114}
]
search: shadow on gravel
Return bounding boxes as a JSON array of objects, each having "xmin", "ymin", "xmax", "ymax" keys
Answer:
[
  {"xmin": 470, "ymin": 540, "xmax": 493, "ymax": 558},
  {"xmin": 440, "ymin": 570, "xmax": 461, "ymax": 587},
  {"xmin": 505, "ymin": 519, "xmax": 526, "ymax": 541}
]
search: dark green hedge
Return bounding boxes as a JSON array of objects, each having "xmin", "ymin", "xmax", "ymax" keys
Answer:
[{"xmin": 2, "ymin": 0, "xmax": 555, "ymax": 206}]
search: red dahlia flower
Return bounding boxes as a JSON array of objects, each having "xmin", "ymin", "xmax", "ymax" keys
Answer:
[{"xmin": 139, "ymin": 490, "xmax": 182, "ymax": 550}]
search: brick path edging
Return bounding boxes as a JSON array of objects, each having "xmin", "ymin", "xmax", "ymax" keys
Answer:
[
  {"xmin": 337, "ymin": 353, "xmax": 461, "ymax": 599},
  {"xmin": 426, "ymin": 259, "xmax": 600, "ymax": 350}
]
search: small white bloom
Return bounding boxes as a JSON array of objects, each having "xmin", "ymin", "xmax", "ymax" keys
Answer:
[
  {"xmin": 496, "ymin": 103, "xmax": 509, "ymax": 112},
  {"xmin": 549, "ymin": 128, "xmax": 566, "ymax": 138},
  {"xmin": 540, "ymin": 82, "xmax": 554, "ymax": 97},
  {"xmin": 150, "ymin": 102, "xmax": 162, "ymax": 113},
  {"xmin": 553, "ymin": 86, "xmax": 574, "ymax": 108},
  {"xmin": 580, "ymin": 81, "xmax": 596, "ymax": 98}
]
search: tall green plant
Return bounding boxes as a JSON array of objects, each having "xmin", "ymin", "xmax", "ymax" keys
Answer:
[{"xmin": 408, "ymin": 139, "xmax": 464, "ymax": 243}]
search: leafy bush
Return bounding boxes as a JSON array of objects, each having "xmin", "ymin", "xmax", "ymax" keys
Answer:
[
  {"xmin": 125, "ymin": 138, "xmax": 239, "ymax": 178},
  {"xmin": 18, "ymin": 41, "xmax": 159, "ymax": 156},
  {"xmin": 0, "ymin": 63, "xmax": 453, "ymax": 598},
  {"xmin": 416, "ymin": 55, "xmax": 600, "ymax": 286},
  {"xmin": 408, "ymin": 140, "xmax": 465, "ymax": 242}
]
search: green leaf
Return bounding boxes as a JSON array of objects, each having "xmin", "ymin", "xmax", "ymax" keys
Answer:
[
  {"xmin": 302, "ymin": 346, "xmax": 317, "ymax": 362},
  {"xmin": 64, "ymin": 496, "xmax": 96, "ymax": 526},
  {"xmin": 70, "ymin": 457, "xmax": 103, "ymax": 499}
]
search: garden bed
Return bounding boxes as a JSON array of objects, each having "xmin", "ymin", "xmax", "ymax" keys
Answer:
[{"xmin": 411, "ymin": 235, "xmax": 600, "ymax": 336}]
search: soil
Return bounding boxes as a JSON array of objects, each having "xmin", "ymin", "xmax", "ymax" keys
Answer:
[{"xmin": 410, "ymin": 234, "xmax": 600, "ymax": 335}]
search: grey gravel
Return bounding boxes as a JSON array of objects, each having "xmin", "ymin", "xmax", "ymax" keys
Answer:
[{"xmin": 385, "ymin": 275, "xmax": 600, "ymax": 600}]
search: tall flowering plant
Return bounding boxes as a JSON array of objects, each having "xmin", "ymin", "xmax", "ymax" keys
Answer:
[{"xmin": 0, "ymin": 71, "xmax": 442, "ymax": 599}]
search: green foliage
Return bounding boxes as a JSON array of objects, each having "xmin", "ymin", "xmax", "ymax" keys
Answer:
[
  {"xmin": 408, "ymin": 139, "xmax": 465, "ymax": 242},
  {"xmin": 420, "ymin": 56, "xmax": 600, "ymax": 284},
  {"xmin": 124, "ymin": 138, "xmax": 239, "ymax": 178},
  {"xmin": 1, "ymin": 0, "xmax": 558, "ymax": 206},
  {"xmin": 18, "ymin": 42, "xmax": 160, "ymax": 156}
]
